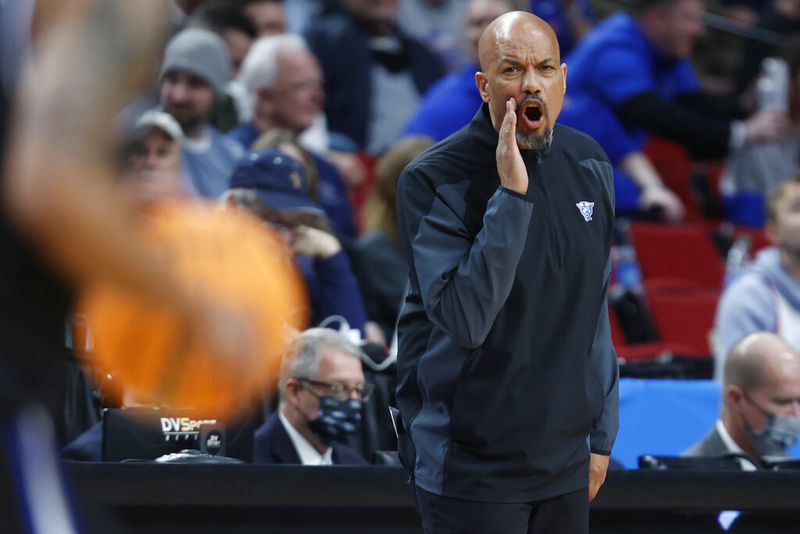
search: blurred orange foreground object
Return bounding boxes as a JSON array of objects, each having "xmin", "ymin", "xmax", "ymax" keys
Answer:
[{"xmin": 79, "ymin": 201, "xmax": 309, "ymax": 418}]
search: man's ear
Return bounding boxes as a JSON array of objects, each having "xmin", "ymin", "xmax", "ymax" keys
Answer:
[
  {"xmin": 725, "ymin": 384, "xmax": 745, "ymax": 410},
  {"xmin": 283, "ymin": 378, "xmax": 301, "ymax": 403},
  {"xmin": 561, "ymin": 63, "xmax": 567, "ymax": 95},
  {"xmin": 475, "ymin": 72, "xmax": 489, "ymax": 103}
]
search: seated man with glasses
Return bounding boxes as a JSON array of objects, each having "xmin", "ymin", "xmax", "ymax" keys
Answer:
[{"xmin": 253, "ymin": 327, "xmax": 372, "ymax": 465}]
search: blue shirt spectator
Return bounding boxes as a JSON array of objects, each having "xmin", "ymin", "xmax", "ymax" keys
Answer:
[
  {"xmin": 402, "ymin": 0, "xmax": 515, "ymax": 142},
  {"xmin": 559, "ymin": 13, "xmax": 698, "ymax": 212},
  {"xmin": 403, "ymin": 63, "xmax": 481, "ymax": 141}
]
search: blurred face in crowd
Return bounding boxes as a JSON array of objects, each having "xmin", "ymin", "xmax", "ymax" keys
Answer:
[
  {"xmin": 768, "ymin": 181, "xmax": 800, "ymax": 264},
  {"xmin": 126, "ymin": 128, "xmax": 184, "ymax": 208},
  {"xmin": 777, "ymin": 0, "xmax": 800, "ymax": 19},
  {"xmin": 258, "ymin": 49, "xmax": 324, "ymax": 135},
  {"xmin": 344, "ymin": 0, "xmax": 399, "ymax": 35},
  {"xmin": 160, "ymin": 70, "xmax": 216, "ymax": 138},
  {"xmin": 244, "ymin": 0, "xmax": 286, "ymax": 37},
  {"xmin": 476, "ymin": 12, "xmax": 566, "ymax": 152},
  {"xmin": 223, "ymin": 28, "xmax": 253, "ymax": 77},
  {"xmin": 645, "ymin": 0, "xmax": 705, "ymax": 59},
  {"xmin": 464, "ymin": 0, "xmax": 515, "ymax": 62}
]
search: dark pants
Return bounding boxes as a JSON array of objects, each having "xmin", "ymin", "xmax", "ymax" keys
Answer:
[{"xmin": 414, "ymin": 485, "xmax": 589, "ymax": 534}]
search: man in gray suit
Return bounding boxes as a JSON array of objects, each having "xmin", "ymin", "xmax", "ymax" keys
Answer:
[{"xmin": 683, "ymin": 332, "xmax": 800, "ymax": 468}]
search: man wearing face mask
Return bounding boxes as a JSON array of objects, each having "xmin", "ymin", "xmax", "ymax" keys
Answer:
[
  {"xmin": 683, "ymin": 331, "xmax": 800, "ymax": 468},
  {"xmin": 253, "ymin": 327, "xmax": 370, "ymax": 465}
]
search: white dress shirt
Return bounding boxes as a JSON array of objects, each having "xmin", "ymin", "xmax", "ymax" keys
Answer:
[
  {"xmin": 278, "ymin": 409, "xmax": 333, "ymax": 466},
  {"xmin": 716, "ymin": 419, "xmax": 758, "ymax": 471}
]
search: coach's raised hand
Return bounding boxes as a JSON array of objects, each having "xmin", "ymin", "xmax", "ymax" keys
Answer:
[{"xmin": 495, "ymin": 97, "xmax": 529, "ymax": 195}]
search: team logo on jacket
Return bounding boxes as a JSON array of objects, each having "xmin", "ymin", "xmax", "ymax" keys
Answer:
[{"xmin": 576, "ymin": 201, "xmax": 594, "ymax": 221}]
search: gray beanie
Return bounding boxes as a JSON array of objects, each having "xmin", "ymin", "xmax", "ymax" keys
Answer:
[{"xmin": 160, "ymin": 28, "xmax": 231, "ymax": 96}]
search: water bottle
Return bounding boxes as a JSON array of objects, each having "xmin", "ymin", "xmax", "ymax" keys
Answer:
[
  {"xmin": 724, "ymin": 235, "xmax": 751, "ymax": 288},
  {"xmin": 757, "ymin": 57, "xmax": 789, "ymax": 112},
  {"xmin": 613, "ymin": 244, "xmax": 644, "ymax": 294}
]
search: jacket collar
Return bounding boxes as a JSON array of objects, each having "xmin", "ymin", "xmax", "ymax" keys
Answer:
[{"xmin": 468, "ymin": 103, "xmax": 499, "ymax": 154}]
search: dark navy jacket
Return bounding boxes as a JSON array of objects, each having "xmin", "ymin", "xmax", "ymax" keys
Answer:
[
  {"xmin": 253, "ymin": 412, "xmax": 367, "ymax": 465},
  {"xmin": 395, "ymin": 105, "xmax": 619, "ymax": 503}
]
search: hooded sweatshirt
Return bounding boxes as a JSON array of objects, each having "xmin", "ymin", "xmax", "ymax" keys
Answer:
[{"xmin": 713, "ymin": 247, "xmax": 800, "ymax": 380}]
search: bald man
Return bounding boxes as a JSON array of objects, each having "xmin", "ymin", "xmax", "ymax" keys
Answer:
[
  {"xmin": 684, "ymin": 332, "xmax": 800, "ymax": 468},
  {"xmin": 395, "ymin": 11, "xmax": 618, "ymax": 533}
]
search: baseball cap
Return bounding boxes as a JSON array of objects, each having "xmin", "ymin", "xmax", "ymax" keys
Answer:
[
  {"xmin": 229, "ymin": 148, "xmax": 323, "ymax": 213},
  {"xmin": 133, "ymin": 110, "xmax": 185, "ymax": 144}
]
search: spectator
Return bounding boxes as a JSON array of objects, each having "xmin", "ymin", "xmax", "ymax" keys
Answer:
[
  {"xmin": 304, "ymin": 0, "xmax": 445, "ymax": 154},
  {"xmin": 282, "ymin": 0, "xmax": 346, "ymax": 34},
  {"xmin": 721, "ymin": 34, "xmax": 800, "ymax": 227},
  {"xmin": 713, "ymin": 174, "xmax": 800, "ymax": 378},
  {"xmin": 233, "ymin": 34, "xmax": 358, "ymax": 238},
  {"xmin": 190, "ymin": 1, "xmax": 258, "ymax": 132},
  {"xmin": 253, "ymin": 327, "xmax": 370, "ymax": 465},
  {"xmin": 559, "ymin": 0, "xmax": 790, "ymax": 220},
  {"xmin": 160, "ymin": 28, "xmax": 245, "ymax": 198},
  {"xmin": 397, "ymin": 0, "xmax": 473, "ymax": 73},
  {"xmin": 122, "ymin": 110, "xmax": 188, "ymax": 210},
  {"xmin": 403, "ymin": 0, "xmax": 516, "ymax": 142},
  {"xmin": 194, "ymin": 2, "xmax": 257, "ymax": 77},
  {"xmin": 684, "ymin": 332, "xmax": 800, "ymax": 467},
  {"xmin": 63, "ymin": 109, "xmax": 189, "ymax": 462},
  {"xmin": 735, "ymin": 0, "xmax": 800, "ymax": 94},
  {"xmin": 528, "ymin": 0, "xmax": 595, "ymax": 57},
  {"xmin": 226, "ymin": 148, "xmax": 369, "ymax": 335},
  {"xmin": 240, "ymin": 0, "xmax": 286, "ymax": 36},
  {"xmin": 353, "ymin": 136, "xmax": 434, "ymax": 343}
]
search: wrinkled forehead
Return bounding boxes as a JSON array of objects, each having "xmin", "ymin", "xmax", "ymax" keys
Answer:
[{"xmin": 481, "ymin": 17, "xmax": 560, "ymax": 68}]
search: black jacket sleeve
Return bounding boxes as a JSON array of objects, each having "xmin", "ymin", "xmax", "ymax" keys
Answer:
[
  {"xmin": 616, "ymin": 91, "xmax": 732, "ymax": 159},
  {"xmin": 589, "ymin": 258, "xmax": 620, "ymax": 455},
  {"xmin": 401, "ymin": 178, "xmax": 533, "ymax": 349}
]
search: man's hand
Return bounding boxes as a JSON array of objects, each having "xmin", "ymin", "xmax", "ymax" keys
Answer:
[
  {"xmin": 639, "ymin": 183, "xmax": 685, "ymax": 222},
  {"xmin": 588, "ymin": 452, "xmax": 610, "ymax": 502},
  {"xmin": 744, "ymin": 108, "xmax": 791, "ymax": 145},
  {"xmin": 496, "ymin": 98, "xmax": 529, "ymax": 195},
  {"xmin": 290, "ymin": 225, "xmax": 341, "ymax": 259}
]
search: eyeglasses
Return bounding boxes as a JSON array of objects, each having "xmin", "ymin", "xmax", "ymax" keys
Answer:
[{"xmin": 297, "ymin": 378, "xmax": 374, "ymax": 401}]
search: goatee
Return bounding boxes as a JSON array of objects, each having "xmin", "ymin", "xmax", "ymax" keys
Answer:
[
  {"xmin": 515, "ymin": 94, "xmax": 553, "ymax": 154},
  {"xmin": 516, "ymin": 127, "xmax": 553, "ymax": 154}
]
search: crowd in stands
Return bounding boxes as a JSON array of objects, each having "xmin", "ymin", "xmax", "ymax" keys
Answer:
[{"xmin": 43, "ymin": 0, "xmax": 800, "ymax": 470}]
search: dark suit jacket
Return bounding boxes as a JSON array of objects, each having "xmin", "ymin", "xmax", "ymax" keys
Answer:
[
  {"xmin": 682, "ymin": 425, "xmax": 729, "ymax": 457},
  {"xmin": 253, "ymin": 412, "xmax": 368, "ymax": 465},
  {"xmin": 682, "ymin": 424, "xmax": 768, "ymax": 470}
]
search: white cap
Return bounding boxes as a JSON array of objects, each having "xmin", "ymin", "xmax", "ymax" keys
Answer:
[{"xmin": 134, "ymin": 110, "xmax": 185, "ymax": 145}]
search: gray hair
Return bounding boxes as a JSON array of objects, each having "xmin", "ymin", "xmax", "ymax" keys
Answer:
[
  {"xmin": 279, "ymin": 327, "xmax": 362, "ymax": 397},
  {"xmin": 238, "ymin": 33, "xmax": 308, "ymax": 116}
]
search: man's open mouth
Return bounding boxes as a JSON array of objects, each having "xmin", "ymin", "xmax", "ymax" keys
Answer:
[{"xmin": 520, "ymin": 99, "xmax": 545, "ymax": 130}]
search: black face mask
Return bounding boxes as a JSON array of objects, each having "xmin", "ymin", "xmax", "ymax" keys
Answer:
[{"xmin": 307, "ymin": 396, "xmax": 362, "ymax": 445}]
